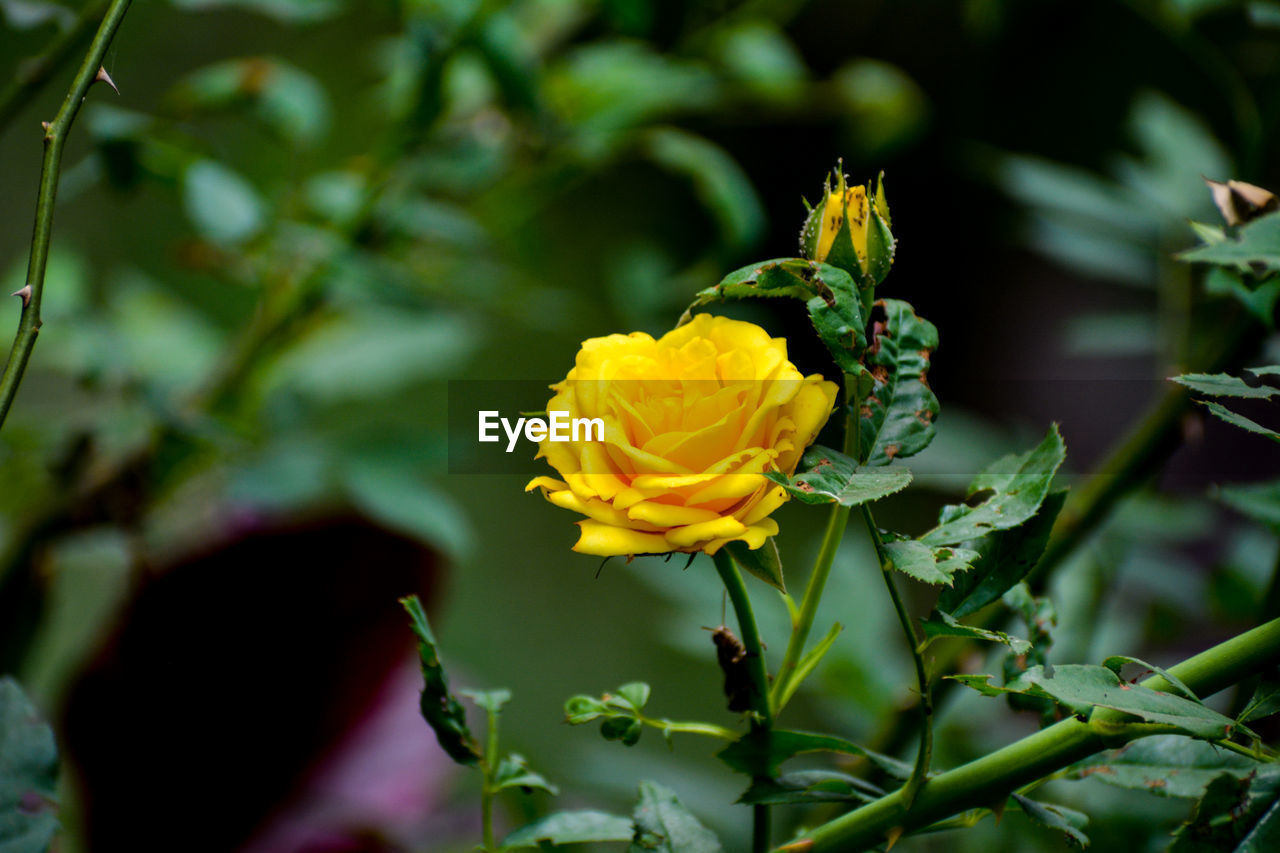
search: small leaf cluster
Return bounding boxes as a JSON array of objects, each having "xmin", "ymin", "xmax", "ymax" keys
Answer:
[{"xmin": 564, "ymin": 682, "xmax": 654, "ymax": 747}]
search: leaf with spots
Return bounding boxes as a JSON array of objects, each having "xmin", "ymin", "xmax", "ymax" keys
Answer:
[
  {"xmin": 765, "ymin": 445, "xmax": 912, "ymax": 506},
  {"xmin": 678, "ymin": 258, "xmax": 865, "ymax": 373},
  {"xmin": 857, "ymin": 299, "xmax": 939, "ymax": 466},
  {"xmin": 1068, "ymin": 735, "xmax": 1265, "ymax": 799},
  {"xmin": 920, "ymin": 424, "xmax": 1066, "ymax": 547},
  {"xmin": 882, "ymin": 540, "xmax": 978, "ymax": 586},
  {"xmin": 1171, "ymin": 764, "xmax": 1280, "ymax": 852}
]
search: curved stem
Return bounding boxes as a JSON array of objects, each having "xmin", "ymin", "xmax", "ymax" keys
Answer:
[
  {"xmin": 862, "ymin": 505, "xmax": 931, "ymax": 808},
  {"xmin": 711, "ymin": 548, "xmax": 773, "ymax": 853},
  {"xmin": 779, "ymin": 617, "xmax": 1280, "ymax": 852},
  {"xmin": 635, "ymin": 715, "xmax": 738, "ymax": 741},
  {"xmin": 0, "ymin": 0, "xmax": 133, "ymax": 432}
]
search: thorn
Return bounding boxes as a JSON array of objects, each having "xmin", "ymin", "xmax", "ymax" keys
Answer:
[
  {"xmin": 40, "ymin": 121, "xmax": 51, "ymax": 133},
  {"xmin": 11, "ymin": 285, "xmax": 31, "ymax": 308},
  {"xmin": 885, "ymin": 826, "xmax": 904, "ymax": 850},
  {"xmin": 992, "ymin": 797, "xmax": 1008, "ymax": 824},
  {"xmin": 95, "ymin": 66, "xmax": 119, "ymax": 94},
  {"xmin": 595, "ymin": 557, "xmax": 612, "ymax": 580},
  {"xmin": 682, "ymin": 552, "xmax": 697, "ymax": 570},
  {"xmin": 776, "ymin": 841, "xmax": 813, "ymax": 852}
]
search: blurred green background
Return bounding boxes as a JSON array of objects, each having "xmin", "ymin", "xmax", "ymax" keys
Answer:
[{"xmin": 2, "ymin": 0, "xmax": 1280, "ymax": 851}]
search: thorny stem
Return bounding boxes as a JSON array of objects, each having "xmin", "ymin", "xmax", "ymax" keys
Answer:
[
  {"xmin": 711, "ymin": 548, "xmax": 773, "ymax": 853},
  {"xmin": 0, "ymin": 0, "xmax": 133, "ymax": 433},
  {"xmin": 0, "ymin": 0, "xmax": 112, "ymax": 137},
  {"xmin": 862, "ymin": 505, "xmax": 931, "ymax": 809},
  {"xmin": 781, "ymin": 617, "xmax": 1280, "ymax": 852}
]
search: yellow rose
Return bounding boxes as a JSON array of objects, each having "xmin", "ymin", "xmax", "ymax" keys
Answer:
[{"xmin": 526, "ymin": 314, "xmax": 839, "ymax": 557}]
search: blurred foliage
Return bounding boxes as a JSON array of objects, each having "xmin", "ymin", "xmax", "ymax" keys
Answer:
[{"xmin": 0, "ymin": 0, "xmax": 1279, "ymax": 851}]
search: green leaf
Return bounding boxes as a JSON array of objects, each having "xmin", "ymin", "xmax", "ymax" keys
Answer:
[
  {"xmin": 725, "ymin": 538, "xmax": 784, "ymax": 593},
  {"xmin": 936, "ymin": 490, "xmax": 1067, "ymax": 617},
  {"xmin": 1179, "ymin": 209, "xmax": 1280, "ymax": 274},
  {"xmin": 400, "ymin": 596, "xmax": 482, "ymax": 766},
  {"xmin": 765, "ymin": 445, "xmax": 912, "ymax": 506},
  {"xmin": 1239, "ymin": 677, "xmax": 1280, "ymax": 723},
  {"xmin": 168, "ymin": 0, "xmax": 346, "ymax": 24},
  {"xmin": 951, "ymin": 665, "xmax": 1241, "ymax": 739},
  {"xmin": 1218, "ymin": 479, "xmax": 1280, "ymax": 529},
  {"xmin": 1101, "ymin": 656, "xmax": 1199, "ymax": 702},
  {"xmin": 716, "ymin": 728, "xmax": 909, "ymax": 779},
  {"xmin": 493, "ymin": 753, "xmax": 559, "ymax": 796},
  {"xmin": 0, "ymin": 678, "xmax": 59, "ymax": 853},
  {"xmin": 738, "ymin": 770, "xmax": 880, "ymax": 806},
  {"xmin": 1010, "ymin": 793, "xmax": 1089, "ymax": 848},
  {"xmin": 1205, "ymin": 267, "xmax": 1280, "ymax": 329},
  {"xmin": 601, "ymin": 716, "xmax": 643, "ymax": 747},
  {"xmin": 679, "ymin": 258, "xmax": 865, "ymax": 374},
  {"xmin": 1069, "ymin": 735, "xmax": 1265, "ymax": 799},
  {"xmin": 617, "ymin": 682, "xmax": 651, "ymax": 711},
  {"xmin": 774, "ymin": 622, "xmax": 843, "ymax": 709},
  {"xmin": 629, "ymin": 781, "xmax": 723, "ymax": 853},
  {"xmin": 858, "ymin": 299, "xmax": 939, "ymax": 465},
  {"xmin": 883, "ymin": 541, "xmax": 978, "ymax": 586},
  {"xmin": 1172, "ymin": 370, "xmax": 1280, "ymax": 399},
  {"xmin": 921, "ymin": 610, "xmax": 1031, "ymax": 655},
  {"xmin": 920, "ymin": 424, "xmax": 1067, "ymax": 546},
  {"xmin": 182, "ymin": 159, "xmax": 265, "ymax": 246},
  {"xmin": 501, "ymin": 810, "xmax": 634, "ymax": 849},
  {"xmin": 1171, "ymin": 765, "xmax": 1280, "ymax": 851},
  {"xmin": 1200, "ymin": 401, "xmax": 1280, "ymax": 442},
  {"xmin": 563, "ymin": 695, "xmax": 607, "ymax": 725}
]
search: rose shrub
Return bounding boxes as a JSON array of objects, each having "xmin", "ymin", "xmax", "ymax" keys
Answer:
[{"xmin": 526, "ymin": 313, "xmax": 838, "ymax": 556}]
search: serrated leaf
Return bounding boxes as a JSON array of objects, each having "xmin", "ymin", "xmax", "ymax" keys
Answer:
[
  {"xmin": 1200, "ymin": 401, "xmax": 1280, "ymax": 442},
  {"xmin": 738, "ymin": 770, "xmax": 881, "ymax": 806},
  {"xmin": 1172, "ymin": 765, "xmax": 1280, "ymax": 851},
  {"xmin": 1101, "ymin": 656, "xmax": 1198, "ymax": 702},
  {"xmin": 883, "ymin": 540, "xmax": 978, "ymax": 586},
  {"xmin": 921, "ymin": 424, "xmax": 1066, "ymax": 546},
  {"xmin": 0, "ymin": 678, "xmax": 59, "ymax": 853},
  {"xmin": 1011, "ymin": 793, "xmax": 1089, "ymax": 848},
  {"xmin": 494, "ymin": 753, "xmax": 559, "ymax": 796},
  {"xmin": 858, "ymin": 299, "xmax": 939, "ymax": 465},
  {"xmin": 1069, "ymin": 735, "xmax": 1264, "ymax": 799},
  {"xmin": 725, "ymin": 538, "xmax": 784, "ymax": 592},
  {"xmin": 629, "ymin": 781, "xmax": 723, "ymax": 853},
  {"xmin": 951, "ymin": 665, "xmax": 1241, "ymax": 739},
  {"xmin": 679, "ymin": 258, "xmax": 865, "ymax": 373},
  {"xmin": 1179, "ymin": 209, "xmax": 1280, "ymax": 274},
  {"xmin": 502, "ymin": 810, "xmax": 634, "ymax": 849},
  {"xmin": 400, "ymin": 596, "xmax": 482, "ymax": 766},
  {"xmin": 921, "ymin": 610, "xmax": 1031, "ymax": 655},
  {"xmin": 716, "ymin": 727, "xmax": 909, "ymax": 779},
  {"xmin": 1239, "ymin": 677, "xmax": 1280, "ymax": 723},
  {"xmin": 1218, "ymin": 479, "xmax": 1280, "ymax": 528},
  {"xmin": 765, "ymin": 445, "xmax": 912, "ymax": 506},
  {"xmin": 936, "ymin": 490, "xmax": 1066, "ymax": 617},
  {"xmin": 1172, "ymin": 371, "xmax": 1280, "ymax": 399}
]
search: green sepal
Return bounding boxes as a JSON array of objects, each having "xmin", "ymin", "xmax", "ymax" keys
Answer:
[
  {"xmin": 400, "ymin": 595, "xmax": 482, "ymax": 766},
  {"xmin": 679, "ymin": 258, "xmax": 866, "ymax": 373},
  {"xmin": 765, "ymin": 445, "xmax": 912, "ymax": 506},
  {"xmin": 864, "ymin": 198, "xmax": 895, "ymax": 289},
  {"xmin": 725, "ymin": 537, "xmax": 785, "ymax": 593},
  {"xmin": 858, "ymin": 299, "xmax": 939, "ymax": 465}
]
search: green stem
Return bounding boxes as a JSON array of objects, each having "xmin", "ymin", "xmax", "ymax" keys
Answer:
[
  {"xmin": 481, "ymin": 704, "xmax": 500, "ymax": 851},
  {"xmin": 635, "ymin": 715, "xmax": 738, "ymax": 741},
  {"xmin": 0, "ymin": 0, "xmax": 133, "ymax": 433},
  {"xmin": 779, "ymin": 617, "xmax": 1280, "ymax": 852},
  {"xmin": 862, "ymin": 505, "xmax": 931, "ymax": 808},
  {"xmin": 711, "ymin": 548, "xmax": 773, "ymax": 853},
  {"xmin": 0, "ymin": 0, "xmax": 111, "ymax": 137}
]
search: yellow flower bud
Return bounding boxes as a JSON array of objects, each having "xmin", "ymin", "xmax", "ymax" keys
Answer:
[
  {"xmin": 526, "ymin": 315, "xmax": 838, "ymax": 557},
  {"xmin": 814, "ymin": 181, "xmax": 869, "ymax": 266}
]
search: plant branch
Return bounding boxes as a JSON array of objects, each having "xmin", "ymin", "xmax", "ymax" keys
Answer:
[
  {"xmin": 778, "ymin": 617, "xmax": 1280, "ymax": 852},
  {"xmin": 711, "ymin": 547, "xmax": 773, "ymax": 853},
  {"xmin": 0, "ymin": 0, "xmax": 112, "ymax": 138},
  {"xmin": 862, "ymin": 505, "xmax": 931, "ymax": 809},
  {"xmin": 0, "ymin": 0, "xmax": 132, "ymax": 432}
]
